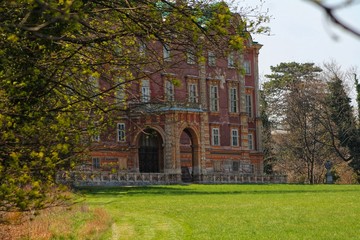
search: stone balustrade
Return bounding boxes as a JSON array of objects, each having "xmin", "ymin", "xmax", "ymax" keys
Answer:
[{"xmin": 57, "ymin": 171, "xmax": 287, "ymax": 186}]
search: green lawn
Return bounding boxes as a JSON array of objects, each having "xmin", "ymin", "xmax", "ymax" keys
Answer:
[{"xmin": 70, "ymin": 184, "xmax": 360, "ymax": 240}]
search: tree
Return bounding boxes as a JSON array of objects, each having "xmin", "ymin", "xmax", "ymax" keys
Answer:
[
  {"xmin": 325, "ymin": 63, "xmax": 360, "ymax": 178},
  {"xmin": 0, "ymin": 1, "xmax": 269, "ymax": 213},
  {"xmin": 263, "ymin": 61, "xmax": 360, "ymax": 183},
  {"xmin": 263, "ymin": 62, "xmax": 341, "ymax": 183}
]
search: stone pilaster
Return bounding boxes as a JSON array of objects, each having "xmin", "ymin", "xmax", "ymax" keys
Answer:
[
  {"xmin": 164, "ymin": 113, "xmax": 180, "ymax": 174},
  {"xmin": 198, "ymin": 56, "xmax": 209, "ymax": 175},
  {"xmin": 239, "ymin": 54, "xmax": 250, "ymax": 161},
  {"xmin": 253, "ymin": 43, "xmax": 263, "ymax": 152}
]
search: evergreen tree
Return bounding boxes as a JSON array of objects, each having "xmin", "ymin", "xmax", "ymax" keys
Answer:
[{"xmin": 327, "ymin": 76, "xmax": 360, "ymax": 177}]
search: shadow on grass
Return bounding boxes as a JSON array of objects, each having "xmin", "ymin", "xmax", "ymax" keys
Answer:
[{"xmin": 76, "ymin": 184, "xmax": 360, "ymax": 198}]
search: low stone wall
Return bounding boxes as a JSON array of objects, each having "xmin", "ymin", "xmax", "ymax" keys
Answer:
[
  {"xmin": 57, "ymin": 171, "xmax": 287, "ymax": 186},
  {"xmin": 200, "ymin": 173, "xmax": 287, "ymax": 184}
]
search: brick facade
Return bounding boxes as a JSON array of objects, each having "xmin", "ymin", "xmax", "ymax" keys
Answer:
[{"xmin": 89, "ymin": 38, "xmax": 264, "ymax": 182}]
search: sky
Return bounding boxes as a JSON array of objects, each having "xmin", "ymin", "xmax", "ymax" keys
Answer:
[{"xmin": 238, "ymin": 0, "xmax": 360, "ymax": 81}]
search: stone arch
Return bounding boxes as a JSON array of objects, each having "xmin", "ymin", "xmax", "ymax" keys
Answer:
[
  {"xmin": 178, "ymin": 125, "xmax": 201, "ymax": 182},
  {"xmin": 132, "ymin": 125, "xmax": 166, "ymax": 147},
  {"xmin": 135, "ymin": 126, "xmax": 165, "ymax": 173}
]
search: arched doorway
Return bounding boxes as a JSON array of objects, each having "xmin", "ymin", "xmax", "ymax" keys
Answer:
[
  {"xmin": 180, "ymin": 128, "xmax": 199, "ymax": 182},
  {"xmin": 138, "ymin": 128, "xmax": 164, "ymax": 173}
]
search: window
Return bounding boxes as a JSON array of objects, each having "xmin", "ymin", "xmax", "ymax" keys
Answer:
[
  {"xmin": 229, "ymin": 87, "xmax": 238, "ymax": 113},
  {"xmin": 141, "ymin": 80, "xmax": 150, "ymax": 102},
  {"xmin": 166, "ymin": 80, "xmax": 174, "ymax": 101},
  {"xmin": 187, "ymin": 50, "xmax": 196, "ymax": 64},
  {"xmin": 139, "ymin": 42, "xmax": 146, "ymax": 56},
  {"xmin": 231, "ymin": 129, "xmax": 239, "ymax": 146},
  {"xmin": 245, "ymin": 94, "xmax": 253, "ymax": 118},
  {"xmin": 92, "ymin": 134, "xmax": 100, "ymax": 142},
  {"xmin": 116, "ymin": 78, "xmax": 126, "ymax": 105},
  {"xmin": 163, "ymin": 44, "xmax": 170, "ymax": 61},
  {"xmin": 228, "ymin": 52, "xmax": 235, "ymax": 68},
  {"xmin": 248, "ymin": 133, "xmax": 254, "ymax": 150},
  {"xmin": 117, "ymin": 123, "xmax": 126, "ymax": 142},
  {"xmin": 244, "ymin": 60, "xmax": 251, "ymax": 75},
  {"xmin": 89, "ymin": 76, "xmax": 99, "ymax": 90},
  {"xmin": 208, "ymin": 51, "xmax": 216, "ymax": 66},
  {"xmin": 92, "ymin": 157, "xmax": 100, "ymax": 169},
  {"xmin": 212, "ymin": 128, "xmax": 220, "ymax": 146},
  {"xmin": 116, "ymin": 87, "xmax": 125, "ymax": 104},
  {"xmin": 188, "ymin": 83, "xmax": 197, "ymax": 103},
  {"xmin": 210, "ymin": 85, "xmax": 219, "ymax": 112}
]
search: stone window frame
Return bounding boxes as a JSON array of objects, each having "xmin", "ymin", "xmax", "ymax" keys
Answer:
[
  {"xmin": 212, "ymin": 127, "xmax": 220, "ymax": 146},
  {"xmin": 117, "ymin": 123, "xmax": 126, "ymax": 142},
  {"xmin": 231, "ymin": 128, "xmax": 239, "ymax": 147},
  {"xmin": 229, "ymin": 86, "xmax": 238, "ymax": 113},
  {"xmin": 245, "ymin": 91, "xmax": 253, "ymax": 118},
  {"xmin": 208, "ymin": 51, "xmax": 216, "ymax": 66},
  {"xmin": 244, "ymin": 60, "xmax": 251, "ymax": 75},
  {"xmin": 163, "ymin": 44, "xmax": 171, "ymax": 61},
  {"xmin": 248, "ymin": 133, "xmax": 254, "ymax": 150},
  {"xmin": 141, "ymin": 79, "xmax": 150, "ymax": 103},
  {"xmin": 209, "ymin": 83, "xmax": 219, "ymax": 112}
]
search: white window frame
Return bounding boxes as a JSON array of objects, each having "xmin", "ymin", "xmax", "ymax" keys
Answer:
[
  {"xmin": 92, "ymin": 157, "xmax": 101, "ymax": 169},
  {"xmin": 208, "ymin": 51, "xmax": 216, "ymax": 66},
  {"xmin": 187, "ymin": 50, "xmax": 196, "ymax": 64},
  {"xmin": 139, "ymin": 42, "xmax": 146, "ymax": 56},
  {"xmin": 188, "ymin": 83, "xmax": 198, "ymax": 103},
  {"xmin": 117, "ymin": 123, "xmax": 126, "ymax": 142},
  {"xmin": 244, "ymin": 60, "xmax": 251, "ymax": 75},
  {"xmin": 116, "ymin": 78, "xmax": 126, "ymax": 105},
  {"xmin": 229, "ymin": 87, "xmax": 238, "ymax": 113},
  {"xmin": 248, "ymin": 133, "xmax": 254, "ymax": 150},
  {"xmin": 246, "ymin": 94, "xmax": 253, "ymax": 118},
  {"xmin": 231, "ymin": 129, "xmax": 239, "ymax": 146},
  {"xmin": 228, "ymin": 52, "xmax": 235, "ymax": 68},
  {"xmin": 166, "ymin": 80, "xmax": 175, "ymax": 101},
  {"xmin": 163, "ymin": 44, "xmax": 171, "ymax": 61},
  {"xmin": 210, "ymin": 85, "xmax": 219, "ymax": 112},
  {"xmin": 212, "ymin": 128, "xmax": 220, "ymax": 146},
  {"xmin": 141, "ymin": 79, "xmax": 150, "ymax": 102}
]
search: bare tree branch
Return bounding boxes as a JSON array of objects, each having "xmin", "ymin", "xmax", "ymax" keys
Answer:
[{"xmin": 308, "ymin": 0, "xmax": 360, "ymax": 38}]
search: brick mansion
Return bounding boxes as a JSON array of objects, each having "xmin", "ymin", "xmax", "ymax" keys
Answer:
[{"xmin": 81, "ymin": 29, "xmax": 269, "ymax": 185}]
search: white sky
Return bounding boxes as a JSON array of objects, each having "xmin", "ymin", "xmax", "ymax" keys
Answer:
[{"xmin": 238, "ymin": 0, "xmax": 360, "ymax": 81}]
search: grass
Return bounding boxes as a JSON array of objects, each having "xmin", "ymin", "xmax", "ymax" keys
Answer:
[{"xmin": 4, "ymin": 184, "xmax": 360, "ymax": 239}]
